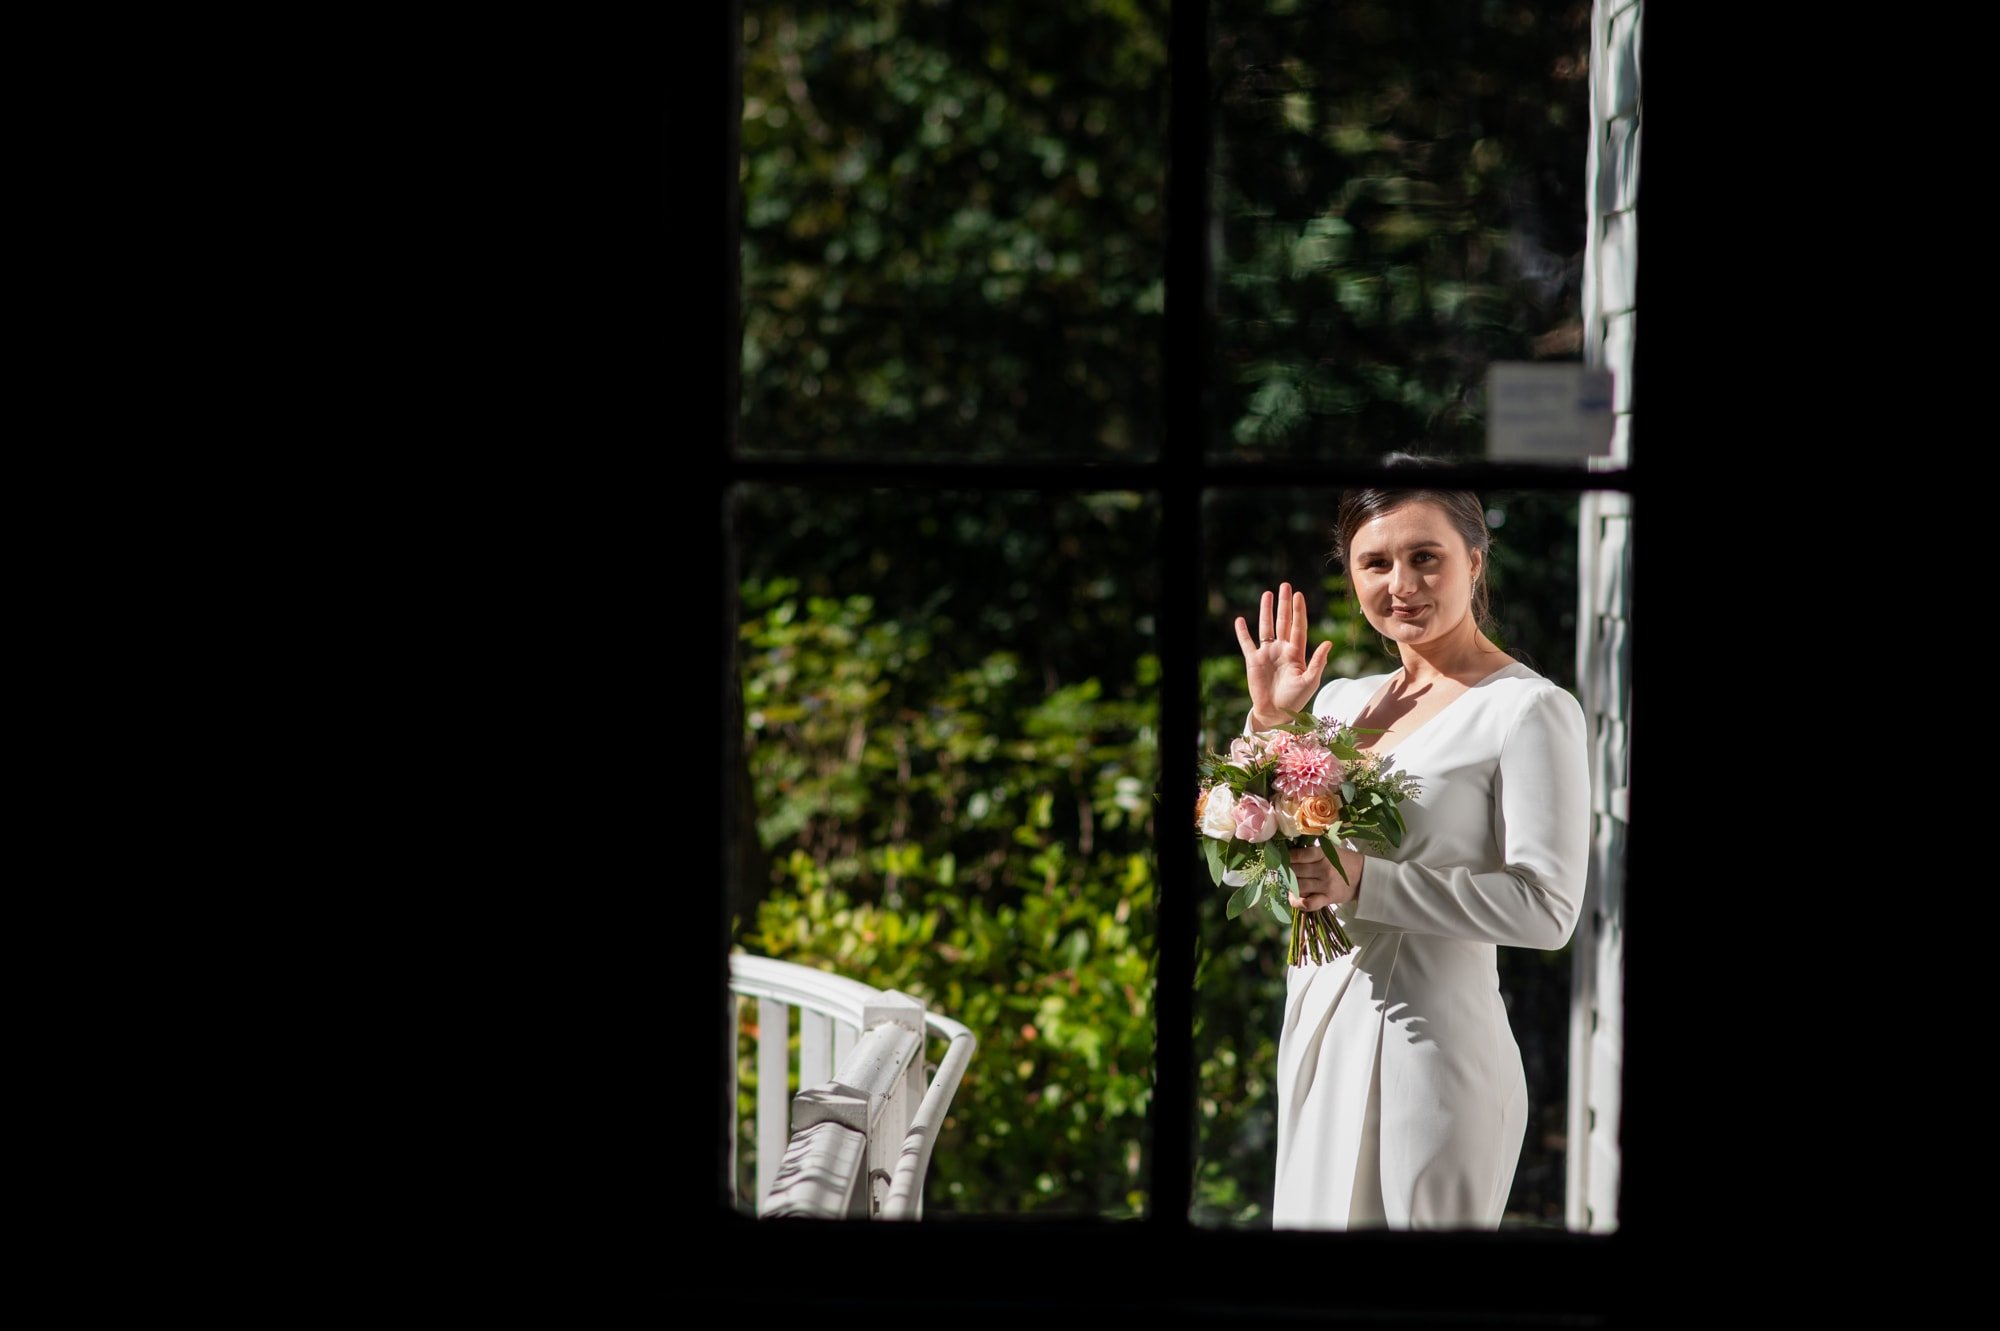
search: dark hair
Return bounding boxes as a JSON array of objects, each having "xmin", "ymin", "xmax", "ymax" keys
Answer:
[{"xmin": 1330, "ymin": 451, "xmax": 1500, "ymax": 641}]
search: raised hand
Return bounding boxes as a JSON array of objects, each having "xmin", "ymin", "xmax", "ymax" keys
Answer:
[{"xmin": 1234, "ymin": 582, "xmax": 1333, "ymax": 730}]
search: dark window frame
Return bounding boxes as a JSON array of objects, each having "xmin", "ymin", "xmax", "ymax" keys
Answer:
[{"xmin": 694, "ymin": 0, "xmax": 1709, "ymax": 1319}]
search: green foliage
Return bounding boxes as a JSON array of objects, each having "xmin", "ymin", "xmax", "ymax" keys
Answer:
[
  {"xmin": 737, "ymin": 582, "xmax": 1159, "ymax": 1216},
  {"xmin": 1212, "ymin": 0, "xmax": 1595, "ymax": 458},
  {"xmin": 739, "ymin": 0, "xmax": 1169, "ymax": 459},
  {"xmin": 741, "ymin": 0, "xmax": 1589, "ymax": 462}
]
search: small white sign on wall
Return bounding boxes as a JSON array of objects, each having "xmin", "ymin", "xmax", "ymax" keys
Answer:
[{"xmin": 1485, "ymin": 363, "xmax": 1614, "ymax": 460}]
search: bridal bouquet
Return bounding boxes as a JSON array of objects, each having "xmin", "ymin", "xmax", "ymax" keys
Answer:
[{"xmin": 1195, "ymin": 711, "xmax": 1422, "ymax": 966}]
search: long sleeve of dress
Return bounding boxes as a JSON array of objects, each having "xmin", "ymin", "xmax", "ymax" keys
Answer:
[{"xmin": 1341, "ymin": 683, "xmax": 1590, "ymax": 951}]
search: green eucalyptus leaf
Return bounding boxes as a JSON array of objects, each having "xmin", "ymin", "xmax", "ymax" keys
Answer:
[{"xmin": 1226, "ymin": 878, "xmax": 1259, "ymax": 919}]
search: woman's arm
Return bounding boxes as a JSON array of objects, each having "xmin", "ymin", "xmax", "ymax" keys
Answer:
[{"xmin": 1339, "ymin": 686, "xmax": 1591, "ymax": 950}]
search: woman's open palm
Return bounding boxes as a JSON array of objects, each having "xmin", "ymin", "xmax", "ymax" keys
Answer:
[{"xmin": 1234, "ymin": 582, "xmax": 1333, "ymax": 728}]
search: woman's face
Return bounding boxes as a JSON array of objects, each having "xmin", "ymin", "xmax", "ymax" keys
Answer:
[{"xmin": 1347, "ymin": 499, "xmax": 1481, "ymax": 650}]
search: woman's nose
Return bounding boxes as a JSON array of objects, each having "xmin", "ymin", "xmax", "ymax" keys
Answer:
[{"xmin": 1389, "ymin": 560, "xmax": 1419, "ymax": 594}]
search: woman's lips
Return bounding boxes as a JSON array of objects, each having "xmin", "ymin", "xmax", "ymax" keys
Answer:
[{"xmin": 1388, "ymin": 604, "xmax": 1424, "ymax": 618}]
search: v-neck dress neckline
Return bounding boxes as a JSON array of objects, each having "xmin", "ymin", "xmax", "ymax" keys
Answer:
[{"xmin": 1355, "ymin": 661, "xmax": 1526, "ymax": 755}]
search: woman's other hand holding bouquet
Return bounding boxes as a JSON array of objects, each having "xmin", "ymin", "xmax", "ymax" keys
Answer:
[{"xmin": 1286, "ymin": 842, "xmax": 1366, "ymax": 912}]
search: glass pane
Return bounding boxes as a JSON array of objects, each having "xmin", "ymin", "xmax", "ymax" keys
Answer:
[
  {"xmin": 737, "ymin": 2, "xmax": 1169, "ymax": 461},
  {"xmin": 1193, "ymin": 482, "xmax": 1623, "ymax": 1233},
  {"xmin": 728, "ymin": 484, "xmax": 1161, "ymax": 1217},
  {"xmin": 1209, "ymin": 0, "xmax": 1593, "ymax": 459}
]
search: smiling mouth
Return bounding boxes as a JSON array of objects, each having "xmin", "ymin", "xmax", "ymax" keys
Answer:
[{"xmin": 1389, "ymin": 604, "xmax": 1425, "ymax": 617}]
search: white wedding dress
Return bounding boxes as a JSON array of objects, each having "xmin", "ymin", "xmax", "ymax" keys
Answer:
[{"xmin": 1271, "ymin": 662, "xmax": 1591, "ymax": 1229}]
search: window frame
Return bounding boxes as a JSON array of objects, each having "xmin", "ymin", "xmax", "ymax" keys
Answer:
[{"xmin": 696, "ymin": 0, "xmax": 1692, "ymax": 1318}]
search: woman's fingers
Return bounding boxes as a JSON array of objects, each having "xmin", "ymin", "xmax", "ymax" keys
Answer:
[
  {"xmin": 1291, "ymin": 845, "xmax": 1319, "ymax": 911},
  {"xmin": 1248, "ymin": 585, "xmax": 1314, "ymax": 653},
  {"xmin": 1242, "ymin": 585, "xmax": 1319, "ymax": 687}
]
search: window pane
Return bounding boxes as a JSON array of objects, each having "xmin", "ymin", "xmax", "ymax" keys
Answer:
[
  {"xmin": 737, "ymin": 2, "xmax": 1169, "ymax": 461},
  {"xmin": 1209, "ymin": 1, "xmax": 1593, "ymax": 458},
  {"xmin": 729, "ymin": 484, "xmax": 1162, "ymax": 1216},
  {"xmin": 1194, "ymin": 484, "xmax": 1619, "ymax": 1232}
]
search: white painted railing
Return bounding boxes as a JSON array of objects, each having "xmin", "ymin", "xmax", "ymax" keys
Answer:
[{"xmin": 728, "ymin": 952, "xmax": 976, "ymax": 1220}]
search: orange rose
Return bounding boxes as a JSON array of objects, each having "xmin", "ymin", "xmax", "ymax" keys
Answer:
[{"xmin": 1294, "ymin": 792, "xmax": 1342, "ymax": 836}]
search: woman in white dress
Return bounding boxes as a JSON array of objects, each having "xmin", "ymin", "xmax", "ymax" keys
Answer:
[{"xmin": 1233, "ymin": 457, "xmax": 1591, "ymax": 1230}]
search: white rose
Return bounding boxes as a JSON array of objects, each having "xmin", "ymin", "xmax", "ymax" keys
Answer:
[{"xmin": 1200, "ymin": 786, "xmax": 1238, "ymax": 840}]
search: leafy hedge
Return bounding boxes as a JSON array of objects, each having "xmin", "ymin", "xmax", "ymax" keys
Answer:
[{"xmin": 735, "ymin": 580, "xmax": 1162, "ymax": 1216}]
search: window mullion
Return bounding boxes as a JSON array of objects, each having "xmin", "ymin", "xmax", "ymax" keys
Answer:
[{"xmin": 1150, "ymin": 0, "xmax": 1213, "ymax": 1228}]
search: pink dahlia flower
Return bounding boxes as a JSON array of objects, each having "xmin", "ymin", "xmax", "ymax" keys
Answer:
[{"xmin": 1273, "ymin": 739, "xmax": 1339, "ymax": 798}]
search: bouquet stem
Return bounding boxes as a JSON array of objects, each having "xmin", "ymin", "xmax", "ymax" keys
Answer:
[{"xmin": 1288, "ymin": 905, "xmax": 1354, "ymax": 967}]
